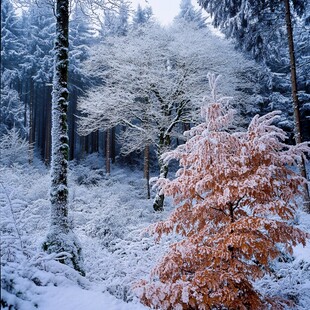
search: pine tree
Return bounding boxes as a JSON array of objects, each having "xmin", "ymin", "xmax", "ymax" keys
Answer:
[
  {"xmin": 132, "ymin": 4, "xmax": 153, "ymax": 28},
  {"xmin": 42, "ymin": 0, "xmax": 84, "ymax": 275},
  {"xmin": 69, "ymin": 6, "xmax": 95, "ymax": 159},
  {"xmin": 19, "ymin": 3, "xmax": 55, "ymax": 162},
  {"xmin": 176, "ymin": 0, "xmax": 207, "ymax": 28},
  {"xmin": 0, "ymin": 0, "xmax": 25, "ymax": 134},
  {"xmin": 136, "ymin": 75, "xmax": 309, "ymax": 309}
]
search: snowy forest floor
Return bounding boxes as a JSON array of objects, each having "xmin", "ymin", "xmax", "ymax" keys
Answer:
[{"xmin": 1, "ymin": 154, "xmax": 310, "ymax": 309}]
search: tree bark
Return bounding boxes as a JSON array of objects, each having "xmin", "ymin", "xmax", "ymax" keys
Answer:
[
  {"xmin": 284, "ymin": 0, "xmax": 310, "ymax": 212},
  {"xmin": 144, "ymin": 144, "xmax": 151, "ymax": 199},
  {"xmin": 106, "ymin": 129, "xmax": 111, "ymax": 175},
  {"xmin": 43, "ymin": 0, "xmax": 84, "ymax": 275},
  {"xmin": 28, "ymin": 78, "xmax": 34, "ymax": 164},
  {"xmin": 69, "ymin": 90, "xmax": 76, "ymax": 160},
  {"xmin": 111, "ymin": 127, "xmax": 116, "ymax": 163},
  {"xmin": 44, "ymin": 86, "xmax": 52, "ymax": 165}
]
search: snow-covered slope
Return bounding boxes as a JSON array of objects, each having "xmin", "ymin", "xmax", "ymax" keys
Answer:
[{"xmin": 1, "ymin": 156, "xmax": 310, "ymax": 309}]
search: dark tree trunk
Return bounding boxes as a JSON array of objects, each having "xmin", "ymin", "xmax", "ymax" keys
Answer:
[
  {"xmin": 111, "ymin": 127, "xmax": 116, "ymax": 163},
  {"xmin": 144, "ymin": 144, "xmax": 151, "ymax": 199},
  {"xmin": 43, "ymin": 0, "xmax": 84, "ymax": 275},
  {"xmin": 91, "ymin": 130, "xmax": 99, "ymax": 153},
  {"xmin": 44, "ymin": 86, "xmax": 52, "ymax": 165},
  {"xmin": 106, "ymin": 129, "xmax": 111, "ymax": 174},
  {"xmin": 28, "ymin": 78, "xmax": 34, "ymax": 163},
  {"xmin": 69, "ymin": 90, "xmax": 76, "ymax": 160},
  {"xmin": 85, "ymin": 134, "xmax": 89, "ymax": 154},
  {"xmin": 284, "ymin": 0, "xmax": 310, "ymax": 212}
]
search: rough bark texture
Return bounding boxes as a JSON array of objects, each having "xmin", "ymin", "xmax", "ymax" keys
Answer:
[
  {"xmin": 284, "ymin": 0, "xmax": 310, "ymax": 212},
  {"xmin": 106, "ymin": 128, "xmax": 111, "ymax": 174},
  {"xmin": 43, "ymin": 0, "xmax": 84, "ymax": 275},
  {"xmin": 144, "ymin": 144, "xmax": 150, "ymax": 199},
  {"xmin": 44, "ymin": 86, "xmax": 52, "ymax": 165},
  {"xmin": 28, "ymin": 78, "xmax": 34, "ymax": 164}
]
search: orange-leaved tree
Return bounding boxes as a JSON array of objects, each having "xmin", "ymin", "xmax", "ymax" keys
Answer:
[{"xmin": 135, "ymin": 75, "xmax": 310, "ymax": 310}]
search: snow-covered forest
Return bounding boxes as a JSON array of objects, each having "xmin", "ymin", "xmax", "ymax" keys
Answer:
[{"xmin": 1, "ymin": 0, "xmax": 310, "ymax": 309}]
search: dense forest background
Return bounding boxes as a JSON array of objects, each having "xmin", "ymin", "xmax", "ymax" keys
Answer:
[{"xmin": 1, "ymin": 0, "xmax": 309, "ymax": 170}]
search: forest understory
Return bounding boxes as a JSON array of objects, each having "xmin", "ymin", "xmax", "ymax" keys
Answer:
[{"xmin": 1, "ymin": 155, "xmax": 310, "ymax": 309}]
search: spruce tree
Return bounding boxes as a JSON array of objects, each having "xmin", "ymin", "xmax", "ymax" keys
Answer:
[{"xmin": 0, "ymin": 0, "xmax": 24, "ymax": 134}]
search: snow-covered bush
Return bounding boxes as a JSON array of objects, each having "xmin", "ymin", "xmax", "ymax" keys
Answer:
[{"xmin": 0, "ymin": 128, "xmax": 29, "ymax": 166}]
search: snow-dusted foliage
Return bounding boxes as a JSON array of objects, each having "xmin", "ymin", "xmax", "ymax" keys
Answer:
[
  {"xmin": 78, "ymin": 20, "xmax": 259, "ymax": 210},
  {"xmin": 197, "ymin": 0, "xmax": 310, "ymax": 140},
  {"xmin": 78, "ymin": 22, "xmax": 258, "ymax": 143},
  {"xmin": 0, "ymin": 73, "xmax": 24, "ymax": 134},
  {"xmin": 0, "ymin": 127, "xmax": 29, "ymax": 166},
  {"xmin": 175, "ymin": 0, "xmax": 207, "ymax": 28},
  {"xmin": 132, "ymin": 4, "xmax": 153, "ymax": 28},
  {"xmin": 1, "ymin": 0, "xmax": 25, "ymax": 134},
  {"xmin": 0, "ymin": 164, "xmax": 87, "ymax": 309},
  {"xmin": 0, "ymin": 158, "xmax": 169, "ymax": 309},
  {"xmin": 136, "ymin": 75, "xmax": 310, "ymax": 309},
  {"xmin": 1, "ymin": 153, "xmax": 310, "ymax": 309}
]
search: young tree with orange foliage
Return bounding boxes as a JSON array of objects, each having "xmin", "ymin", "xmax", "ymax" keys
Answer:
[{"xmin": 136, "ymin": 75, "xmax": 310, "ymax": 310}]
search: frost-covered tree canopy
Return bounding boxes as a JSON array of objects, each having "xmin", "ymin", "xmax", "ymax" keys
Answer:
[{"xmin": 78, "ymin": 21, "xmax": 259, "ymax": 154}]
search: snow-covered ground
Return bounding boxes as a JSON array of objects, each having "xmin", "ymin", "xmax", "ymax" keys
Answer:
[{"xmin": 1, "ymin": 155, "xmax": 310, "ymax": 309}]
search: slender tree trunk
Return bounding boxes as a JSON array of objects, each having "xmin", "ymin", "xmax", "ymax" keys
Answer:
[
  {"xmin": 69, "ymin": 90, "xmax": 76, "ymax": 160},
  {"xmin": 91, "ymin": 130, "xmax": 99, "ymax": 153},
  {"xmin": 111, "ymin": 127, "xmax": 116, "ymax": 163},
  {"xmin": 85, "ymin": 134, "xmax": 89, "ymax": 154},
  {"xmin": 144, "ymin": 144, "xmax": 151, "ymax": 199},
  {"xmin": 44, "ymin": 86, "xmax": 52, "ymax": 165},
  {"xmin": 23, "ymin": 80, "xmax": 27, "ymax": 129},
  {"xmin": 284, "ymin": 0, "xmax": 310, "ymax": 212},
  {"xmin": 28, "ymin": 78, "xmax": 34, "ymax": 164},
  {"xmin": 106, "ymin": 129, "xmax": 111, "ymax": 175},
  {"xmin": 43, "ymin": 0, "xmax": 84, "ymax": 275}
]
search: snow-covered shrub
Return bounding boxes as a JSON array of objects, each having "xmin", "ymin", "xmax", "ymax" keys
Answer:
[
  {"xmin": 0, "ymin": 165, "xmax": 89, "ymax": 309},
  {"xmin": 0, "ymin": 127, "xmax": 29, "ymax": 166}
]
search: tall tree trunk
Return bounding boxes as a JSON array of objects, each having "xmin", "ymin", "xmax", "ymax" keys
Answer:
[
  {"xmin": 144, "ymin": 144, "xmax": 150, "ymax": 199},
  {"xmin": 106, "ymin": 129, "xmax": 111, "ymax": 174},
  {"xmin": 28, "ymin": 78, "xmax": 34, "ymax": 164},
  {"xmin": 85, "ymin": 134, "xmax": 89, "ymax": 154},
  {"xmin": 69, "ymin": 90, "xmax": 76, "ymax": 160},
  {"xmin": 91, "ymin": 130, "xmax": 99, "ymax": 153},
  {"xmin": 23, "ymin": 80, "xmax": 27, "ymax": 130},
  {"xmin": 43, "ymin": 0, "xmax": 84, "ymax": 275},
  {"xmin": 111, "ymin": 127, "xmax": 116, "ymax": 163},
  {"xmin": 284, "ymin": 0, "xmax": 310, "ymax": 212},
  {"xmin": 44, "ymin": 86, "xmax": 52, "ymax": 165}
]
